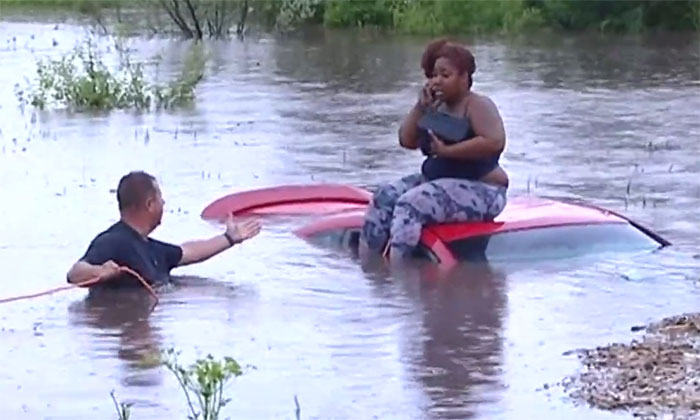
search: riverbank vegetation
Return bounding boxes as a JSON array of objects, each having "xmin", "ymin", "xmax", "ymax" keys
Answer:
[
  {"xmin": 1, "ymin": 0, "xmax": 698, "ymax": 35},
  {"xmin": 322, "ymin": 0, "xmax": 700, "ymax": 34}
]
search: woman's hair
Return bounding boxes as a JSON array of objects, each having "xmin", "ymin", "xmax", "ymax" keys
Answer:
[{"xmin": 420, "ymin": 38, "xmax": 476, "ymax": 87}]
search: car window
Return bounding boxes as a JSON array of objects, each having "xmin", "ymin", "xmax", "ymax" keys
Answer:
[{"xmin": 446, "ymin": 222, "xmax": 662, "ymax": 263}]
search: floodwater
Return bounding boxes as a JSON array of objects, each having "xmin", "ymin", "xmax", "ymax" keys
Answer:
[{"xmin": 0, "ymin": 13, "xmax": 699, "ymax": 420}]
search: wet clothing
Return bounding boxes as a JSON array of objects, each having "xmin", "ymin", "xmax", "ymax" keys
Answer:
[
  {"xmin": 361, "ymin": 175, "xmax": 507, "ymax": 257},
  {"xmin": 78, "ymin": 221, "xmax": 183, "ymax": 287}
]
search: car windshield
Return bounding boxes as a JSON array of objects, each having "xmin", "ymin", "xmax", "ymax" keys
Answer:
[{"xmin": 446, "ymin": 222, "xmax": 663, "ymax": 263}]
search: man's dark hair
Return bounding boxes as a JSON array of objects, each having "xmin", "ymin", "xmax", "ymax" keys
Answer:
[{"xmin": 117, "ymin": 171, "xmax": 157, "ymax": 211}]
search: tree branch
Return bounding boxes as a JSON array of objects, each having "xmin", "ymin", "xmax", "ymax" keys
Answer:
[
  {"xmin": 183, "ymin": 0, "xmax": 204, "ymax": 40},
  {"xmin": 159, "ymin": 0, "xmax": 194, "ymax": 38},
  {"xmin": 237, "ymin": 0, "xmax": 248, "ymax": 36}
]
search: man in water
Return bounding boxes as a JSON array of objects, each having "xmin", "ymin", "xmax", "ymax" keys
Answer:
[{"xmin": 66, "ymin": 171, "xmax": 261, "ymax": 287}]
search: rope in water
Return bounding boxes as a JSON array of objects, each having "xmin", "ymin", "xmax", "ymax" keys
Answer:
[{"xmin": 0, "ymin": 266, "xmax": 158, "ymax": 305}]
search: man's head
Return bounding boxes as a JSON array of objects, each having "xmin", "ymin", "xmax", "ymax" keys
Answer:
[{"xmin": 117, "ymin": 171, "xmax": 164, "ymax": 233}]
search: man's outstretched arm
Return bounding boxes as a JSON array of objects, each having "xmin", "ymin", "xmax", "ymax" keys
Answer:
[{"xmin": 178, "ymin": 217, "xmax": 261, "ymax": 267}]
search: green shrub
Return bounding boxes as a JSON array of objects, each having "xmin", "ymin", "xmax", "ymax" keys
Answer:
[
  {"xmin": 323, "ymin": 0, "xmax": 402, "ymax": 28},
  {"xmin": 160, "ymin": 348, "xmax": 243, "ymax": 420},
  {"xmin": 15, "ymin": 37, "xmax": 206, "ymax": 112},
  {"xmin": 526, "ymin": 0, "xmax": 698, "ymax": 32},
  {"xmin": 318, "ymin": 0, "xmax": 698, "ymax": 33}
]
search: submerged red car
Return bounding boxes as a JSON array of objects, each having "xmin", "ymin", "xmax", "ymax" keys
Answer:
[{"xmin": 201, "ymin": 184, "xmax": 669, "ymax": 267}]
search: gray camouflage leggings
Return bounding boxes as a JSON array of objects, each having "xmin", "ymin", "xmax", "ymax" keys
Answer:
[{"xmin": 361, "ymin": 173, "xmax": 507, "ymax": 256}]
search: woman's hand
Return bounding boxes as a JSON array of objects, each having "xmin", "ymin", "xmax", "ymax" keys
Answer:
[
  {"xmin": 400, "ymin": 80, "xmax": 440, "ymax": 150},
  {"xmin": 417, "ymin": 81, "xmax": 440, "ymax": 110},
  {"xmin": 428, "ymin": 130, "xmax": 450, "ymax": 158}
]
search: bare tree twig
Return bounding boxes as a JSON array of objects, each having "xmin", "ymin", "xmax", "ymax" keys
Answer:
[
  {"xmin": 237, "ymin": 0, "xmax": 248, "ymax": 36},
  {"xmin": 170, "ymin": 0, "xmax": 195, "ymax": 37},
  {"xmin": 218, "ymin": 1, "xmax": 227, "ymax": 37},
  {"xmin": 159, "ymin": 0, "xmax": 194, "ymax": 38},
  {"xmin": 183, "ymin": 0, "xmax": 203, "ymax": 40}
]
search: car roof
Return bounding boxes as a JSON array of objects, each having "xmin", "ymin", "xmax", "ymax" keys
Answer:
[
  {"xmin": 201, "ymin": 184, "xmax": 371, "ymax": 219},
  {"xmin": 294, "ymin": 196, "xmax": 629, "ymax": 242},
  {"xmin": 427, "ymin": 196, "xmax": 627, "ymax": 242}
]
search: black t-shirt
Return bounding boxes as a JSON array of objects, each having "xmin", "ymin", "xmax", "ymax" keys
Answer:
[{"xmin": 79, "ymin": 221, "xmax": 183, "ymax": 288}]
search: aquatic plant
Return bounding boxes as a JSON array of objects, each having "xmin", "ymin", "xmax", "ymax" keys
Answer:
[
  {"xmin": 159, "ymin": 348, "xmax": 243, "ymax": 420},
  {"xmin": 257, "ymin": 0, "xmax": 324, "ymax": 30},
  {"xmin": 110, "ymin": 390, "xmax": 133, "ymax": 420},
  {"xmin": 15, "ymin": 36, "xmax": 206, "ymax": 112},
  {"xmin": 104, "ymin": 348, "xmax": 245, "ymax": 419}
]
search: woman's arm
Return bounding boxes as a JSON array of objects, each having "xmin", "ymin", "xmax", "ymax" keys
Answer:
[
  {"xmin": 399, "ymin": 83, "xmax": 440, "ymax": 150},
  {"xmin": 398, "ymin": 103, "xmax": 425, "ymax": 150},
  {"xmin": 431, "ymin": 94, "xmax": 505, "ymax": 160}
]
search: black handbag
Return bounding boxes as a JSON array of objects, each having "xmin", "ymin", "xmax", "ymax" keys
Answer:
[{"xmin": 417, "ymin": 109, "xmax": 472, "ymax": 155}]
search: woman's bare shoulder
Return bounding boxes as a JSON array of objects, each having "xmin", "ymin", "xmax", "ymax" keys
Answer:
[{"xmin": 467, "ymin": 92, "xmax": 499, "ymax": 114}]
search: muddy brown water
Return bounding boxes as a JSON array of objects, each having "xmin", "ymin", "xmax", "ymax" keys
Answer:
[{"xmin": 0, "ymin": 15, "xmax": 699, "ymax": 420}]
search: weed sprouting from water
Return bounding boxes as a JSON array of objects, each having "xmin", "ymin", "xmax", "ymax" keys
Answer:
[
  {"xmin": 159, "ymin": 348, "xmax": 243, "ymax": 420},
  {"xmin": 294, "ymin": 394, "xmax": 301, "ymax": 420},
  {"xmin": 110, "ymin": 390, "xmax": 133, "ymax": 420},
  {"xmin": 15, "ymin": 36, "xmax": 206, "ymax": 112}
]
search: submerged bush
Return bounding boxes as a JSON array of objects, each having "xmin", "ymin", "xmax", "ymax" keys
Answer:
[
  {"xmin": 259, "ymin": 0, "xmax": 324, "ymax": 30},
  {"xmin": 319, "ymin": 0, "xmax": 546, "ymax": 34},
  {"xmin": 15, "ymin": 37, "xmax": 206, "ymax": 112},
  {"xmin": 159, "ymin": 348, "xmax": 243, "ymax": 420},
  {"xmin": 395, "ymin": 0, "xmax": 545, "ymax": 34},
  {"xmin": 323, "ymin": 0, "xmax": 400, "ymax": 28},
  {"xmin": 109, "ymin": 348, "xmax": 244, "ymax": 420}
]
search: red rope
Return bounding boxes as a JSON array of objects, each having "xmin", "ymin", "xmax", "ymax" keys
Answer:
[{"xmin": 0, "ymin": 266, "xmax": 158, "ymax": 305}]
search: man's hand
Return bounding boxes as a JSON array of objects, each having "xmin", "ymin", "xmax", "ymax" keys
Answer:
[
  {"xmin": 98, "ymin": 260, "xmax": 124, "ymax": 281},
  {"xmin": 225, "ymin": 216, "xmax": 262, "ymax": 245},
  {"xmin": 67, "ymin": 260, "xmax": 124, "ymax": 285}
]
